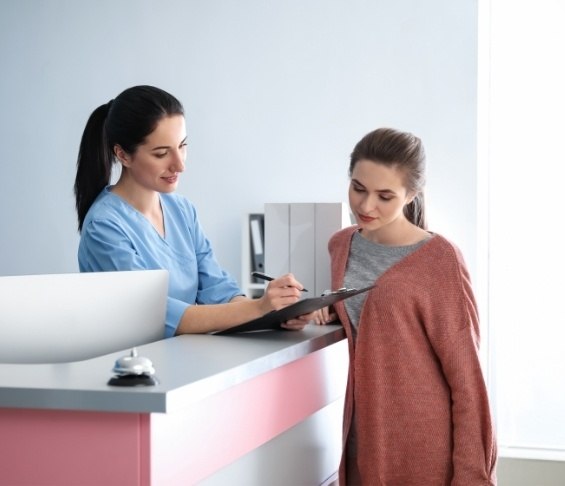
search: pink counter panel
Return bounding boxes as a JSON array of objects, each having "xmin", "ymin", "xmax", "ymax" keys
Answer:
[
  {"xmin": 0, "ymin": 325, "xmax": 348, "ymax": 485},
  {"xmin": 0, "ymin": 409, "xmax": 151, "ymax": 485}
]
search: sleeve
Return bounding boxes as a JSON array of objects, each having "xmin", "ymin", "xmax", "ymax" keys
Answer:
[
  {"xmin": 425, "ymin": 250, "xmax": 497, "ymax": 485},
  {"xmin": 443, "ymin": 327, "xmax": 498, "ymax": 486},
  {"xmin": 165, "ymin": 298, "xmax": 190, "ymax": 338},
  {"xmin": 180, "ymin": 199, "xmax": 243, "ymax": 305},
  {"xmin": 79, "ymin": 219, "xmax": 190, "ymax": 339}
]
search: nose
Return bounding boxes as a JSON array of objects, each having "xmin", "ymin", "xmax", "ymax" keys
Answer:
[
  {"xmin": 171, "ymin": 149, "xmax": 186, "ymax": 173},
  {"xmin": 359, "ymin": 193, "xmax": 378, "ymax": 213}
]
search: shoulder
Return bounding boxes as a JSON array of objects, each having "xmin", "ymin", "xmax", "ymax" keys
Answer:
[
  {"xmin": 329, "ymin": 225, "xmax": 358, "ymax": 251},
  {"xmin": 160, "ymin": 192, "xmax": 197, "ymax": 218},
  {"xmin": 81, "ymin": 193, "xmax": 135, "ymax": 242},
  {"xmin": 414, "ymin": 233, "xmax": 473, "ymax": 292},
  {"xmin": 83, "ymin": 187, "xmax": 131, "ymax": 226},
  {"xmin": 424, "ymin": 233, "xmax": 468, "ymax": 268},
  {"xmin": 415, "ymin": 234, "xmax": 479, "ymax": 334}
]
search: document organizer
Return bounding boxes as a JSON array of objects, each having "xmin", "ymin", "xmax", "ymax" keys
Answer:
[{"xmin": 215, "ymin": 285, "xmax": 375, "ymax": 335}]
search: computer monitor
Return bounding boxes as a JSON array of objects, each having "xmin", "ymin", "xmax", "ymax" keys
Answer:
[{"xmin": 0, "ymin": 269, "xmax": 168, "ymax": 364}]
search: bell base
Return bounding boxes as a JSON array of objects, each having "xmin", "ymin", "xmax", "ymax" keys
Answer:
[{"xmin": 107, "ymin": 374, "xmax": 158, "ymax": 387}]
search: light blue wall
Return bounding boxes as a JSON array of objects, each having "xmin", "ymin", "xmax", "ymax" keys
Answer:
[{"xmin": 0, "ymin": 0, "xmax": 477, "ymax": 285}]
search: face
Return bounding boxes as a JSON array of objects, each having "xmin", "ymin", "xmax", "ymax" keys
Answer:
[
  {"xmin": 349, "ymin": 159, "xmax": 414, "ymax": 236},
  {"xmin": 115, "ymin": 115, "xmax": 187, "ymax": 193}
]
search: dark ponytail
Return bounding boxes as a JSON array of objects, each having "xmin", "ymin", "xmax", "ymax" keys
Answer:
[
  {"xmin": 74, "ymin": 86, "xmax": 184, "ymax": 231},
  {"xmin": 349, "ymin": 127, "xmax": 427, "ymax": 230},
  {"xmin": 74, "ymin": 102, "xmax": 114, "ymax": 231}
]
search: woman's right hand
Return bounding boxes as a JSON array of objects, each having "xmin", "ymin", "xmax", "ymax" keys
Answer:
[
  {"xmin": 258, "ymin": 273, "xmax": 304, "ymax": 314},
  {"xmin": 257, "ymin": 274, "xmax": 339, "ymax": 325}
]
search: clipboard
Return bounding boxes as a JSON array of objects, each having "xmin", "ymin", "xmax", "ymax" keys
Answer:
[{"xmin": 215, "ymin": 285, "xmax": 375, "ymax": 335}]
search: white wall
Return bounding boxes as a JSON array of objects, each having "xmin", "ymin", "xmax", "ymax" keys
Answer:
[{"xmin": 0, "ymin": 0, "xmax": 478, "ymax": 287}]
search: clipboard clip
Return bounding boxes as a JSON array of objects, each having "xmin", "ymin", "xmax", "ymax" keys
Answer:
[{"xmin": 321, "ymin": 287, "xmax": 356, "ymax": 297}]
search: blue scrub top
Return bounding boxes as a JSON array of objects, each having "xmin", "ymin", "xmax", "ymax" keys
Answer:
[{"xmin": 78, "ymin": 187, "xmax": 243, "ymax": 337}]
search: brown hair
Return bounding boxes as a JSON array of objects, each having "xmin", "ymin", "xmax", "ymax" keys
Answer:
[{"xmin": 349, "ymin": 127, "xmax": 427, "ymax": 229}]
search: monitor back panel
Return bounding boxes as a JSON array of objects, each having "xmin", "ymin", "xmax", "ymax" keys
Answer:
[{"xmin": 0, "ymin": 269, "xmax": 168, "ymax": 364}]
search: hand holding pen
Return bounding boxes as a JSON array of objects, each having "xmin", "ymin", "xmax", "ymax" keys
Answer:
[
  {"xmin": 252, "ymin": 272, "xmax": 312, "ymax": 329},
  {"xmin": 252, "ymin": 272, "xmax": 332, "ymax": 327},
  {"xmin": 251, "ymin": 271, "xmax": 308, "ymax": 292}
]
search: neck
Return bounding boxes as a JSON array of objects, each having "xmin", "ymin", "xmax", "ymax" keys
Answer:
[
  {"xmin": 361, "ymin": 218, "xmax": 427, "ymax": 246},
  {"xmin": 112, "ymin": 178, "xmax": 160, "ymax": 218}
]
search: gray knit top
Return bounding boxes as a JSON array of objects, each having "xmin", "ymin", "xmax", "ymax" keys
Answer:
[{"xmin": 344, "ymin": 230, "xmax": 431, "ymax": 340}]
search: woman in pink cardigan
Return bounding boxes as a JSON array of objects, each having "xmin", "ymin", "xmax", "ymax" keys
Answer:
[{"xmin": 323, "ymin": 128, "xmax": 497, "ymax": 485}]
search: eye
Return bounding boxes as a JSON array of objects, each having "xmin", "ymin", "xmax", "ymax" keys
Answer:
[
  {"xmin": 154, "ymin": 151, "xmax": 168, "ymax": 159},
  {"xmin": 352, "ymin": 183, "xmax": 365, "ymax": 193},
  {"xmin": 379, "ymin": 194, "xmax": 394, "ymax": 202}
]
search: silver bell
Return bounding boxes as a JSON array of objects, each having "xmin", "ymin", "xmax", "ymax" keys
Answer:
[{"xmin": 112, "ymin": 347, "xmax": 155, "ymax": 376}]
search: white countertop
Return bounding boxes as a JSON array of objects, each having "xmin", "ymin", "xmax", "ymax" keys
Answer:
[{"xmin": 0, "ymin": 324, "xmax": 345, "ymax": 414}]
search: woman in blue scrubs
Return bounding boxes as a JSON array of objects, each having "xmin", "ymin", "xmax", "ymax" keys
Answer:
[{"xmin": 74, "ymin": 85, "xmax": 311, "ymax": 337}]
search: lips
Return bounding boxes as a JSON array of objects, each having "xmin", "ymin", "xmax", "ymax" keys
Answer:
[
  {"xmin": 162, "ymin": 175, "xmax": 178, "ymax": 184},
  {"xmin": 358, "ymin": 214, "xmax": 376, "ymax": 223}
]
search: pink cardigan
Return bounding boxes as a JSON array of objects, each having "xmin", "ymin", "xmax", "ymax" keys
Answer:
[{"xmin": 329, "ymin": 227, "xmax": 497, "ymax": 485}]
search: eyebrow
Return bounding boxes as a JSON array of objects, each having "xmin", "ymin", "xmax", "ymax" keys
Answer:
[
  {"xmin": 150, "ymin": 137, "xmax": 187, "ymax": 151},
  {"xmin": 351, "ymin": 178, "xmax": 396, "ymax": 195}
]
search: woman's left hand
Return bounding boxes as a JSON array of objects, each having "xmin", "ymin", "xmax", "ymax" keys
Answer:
[
  {"xmin": 280, "ymin": 313, "xmax": 311, "ymax": 331},
  {"xmin": 280, "ymin": 308, "xmax": 336, "ymax": 331}
]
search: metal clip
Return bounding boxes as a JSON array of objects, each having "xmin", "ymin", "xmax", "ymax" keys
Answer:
[{"xmin": 321, "ymin": 287, "xmax": 354, "ymax": 296}]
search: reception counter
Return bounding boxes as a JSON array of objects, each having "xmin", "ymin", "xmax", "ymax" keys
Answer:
[{"xmin": 0, "ymin": 324, "xmax": 348, "ymax": 485}]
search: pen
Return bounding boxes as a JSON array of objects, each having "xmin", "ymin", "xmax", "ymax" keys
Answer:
[{"xmin": 251, "ymin": 271, "xmax": 308, "ymax": 292}]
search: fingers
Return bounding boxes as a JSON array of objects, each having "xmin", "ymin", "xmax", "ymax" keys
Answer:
[
  {"xmin": 261, "ymin": 273, "xmax": 305, "ymax": 312},
  {"xmin": 302, "ymin": 310, "xmax": 325, "ymax": 325},
  {"xmin": 306, "ymin": 308, "xmax": 339, "ymax": 326},
  {"xmin": 272, "ymin": 273, "xmax": 306, "ymax": 293},
  {"xmin": 281, "ymin": 316, "xmax": 308, "ymax": 331},
  {"xmin": 265, "ymin": 285, "xmax": 301, "ymax": 308},
  {"xmin": 281, "ymin": 308, "xmax": 340, "ymax": 331}
]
